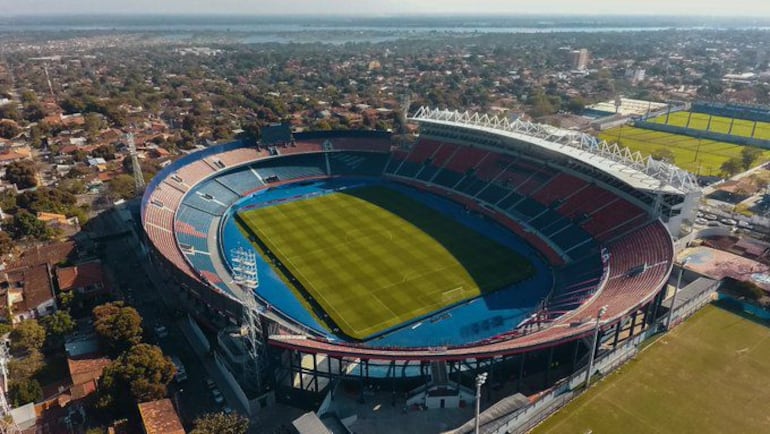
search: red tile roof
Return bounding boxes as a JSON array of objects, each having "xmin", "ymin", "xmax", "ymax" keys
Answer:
[
  {"xmin": 9, "ymin": 241, "xmax": 76, "ymax": 269},
  {"xmin": 137, "ymin": 399, "xmax": 185, "ymax": 434},
  {"xmin": 67, "ymin": 355, "xmax": 111, "ymax": 387},
  {"xmin": 56, "ymin": 261, "xmax": 108, "ymax": 292}
]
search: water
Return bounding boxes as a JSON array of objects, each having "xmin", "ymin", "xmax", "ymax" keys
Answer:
[{"xmin": 3, "ymin": 19, "xmax": 770, "ymax": 44}]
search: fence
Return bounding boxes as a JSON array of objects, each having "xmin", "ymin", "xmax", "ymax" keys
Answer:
[
  {"xmin": 481, "ymin": 281, "xmax": 720, "ymax": 434},
  {"xmin": 481, "ymin": 338, "xmax": 641, "ymax": 434}
]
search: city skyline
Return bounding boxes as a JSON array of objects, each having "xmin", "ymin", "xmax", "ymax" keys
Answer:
[{"xmin": 2, "ymin": 0, "xmax": 770, "ymax": 18}]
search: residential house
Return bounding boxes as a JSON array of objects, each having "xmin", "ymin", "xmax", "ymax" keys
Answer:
[{"xmin": 137, "ymin": 399, "xmax": 185, "ymax": 434}]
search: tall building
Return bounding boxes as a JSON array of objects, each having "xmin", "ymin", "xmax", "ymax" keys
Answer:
[{"xmin": 569, "ymin": 49, "xmax": 590, "ymax": 71}]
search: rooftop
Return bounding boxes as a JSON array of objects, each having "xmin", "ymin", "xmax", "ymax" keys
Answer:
[
  {"xmin": 56, "ymin": 261, "xmax": 107, "ymax": 292},
  {"xmin": 137, "ymin": 399, "xmax": 185, "ymax": 434}
]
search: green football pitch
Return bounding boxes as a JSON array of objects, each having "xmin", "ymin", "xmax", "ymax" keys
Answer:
[
  {"xmin": 237, "ymin": 186, "xmax": 534, "ymax": 340},
  {"xmin": 534, "ymin": 304, "xmax": 770, "ymax": 434},
  {"xmin": 599, "ymin": 126, "xmax": 770, "ymax": 175},
  {"xmin": 649, "ymin": 111, "xmax": 770, "ymax": 140}
]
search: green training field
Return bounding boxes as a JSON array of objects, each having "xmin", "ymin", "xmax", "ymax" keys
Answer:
[
  {"xmin": 237, "ymin": 186, "xmax": 534, "ymax": 340},
  {"xmin": 534, "ymin": 304, "xmax": 770, "ymax": 434},
  {"xmin": 598, "ymin": 126, "xmax": 770, "ymax": 175},
  {"xmin": 649, "ymin": 111, "xmax": 770, "ymax": 140}
]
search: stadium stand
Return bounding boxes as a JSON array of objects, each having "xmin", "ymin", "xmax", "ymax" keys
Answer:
[
  {"xmin": 142, "ymin": 128, "xmax": 676, "ymax": 362},
  {"xmin": 254, "ymin": 153, "xmax": 327, "ymax": 182},
  {"xmin": 216, "ymin": 166, "xmax": 265, "ymax": 196},
  {"xmin": 328, "ymin": 152, "xmax": 390, "ymax": 177}
]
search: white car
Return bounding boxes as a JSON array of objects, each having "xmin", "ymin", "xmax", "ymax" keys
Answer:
[
  {"xmin": 694, "ymin": 218, "xmax": 708, "ymax": 225},
  {"xmin": 720, "ymin": 218, "xmax": 737, "ymax": 226},
  {"xmin": 704, "ymin": 214, "xmax": 718, "ymax": 221}
]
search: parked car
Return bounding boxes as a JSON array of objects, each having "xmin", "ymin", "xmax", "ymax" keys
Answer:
[
  {"xmin": 704, "ymin": 214, "xmax": 718, "ymax": 221},
  {"xmin": 738, "ymin": 221, "xmax": 754, "ymax": 230},
  {"xmin": 154, "ymin": 324, "xmax": 168, "ymax": 339},
  {"xmin": 695, "ymin": 218, "xmax": 708, "ymax": 225},
  {"xmin": 720, "ymin": 218, "xmax": 737, "ymax": 226},
  {"xmin": 205, "ymin": 378, "xmax": 216, "ymax": 390},
  {"xmin": 171, "ymin": 356, "xmax": 187, "ymax": 383},
  {"xmin": 212, "ymin": 388, "xmax": 224, "ymax": 405}
]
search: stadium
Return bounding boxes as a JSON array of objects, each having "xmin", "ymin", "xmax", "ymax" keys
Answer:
[{"xmin": 140, "ymin": 107, "xmax": 701, "ymax": 413}]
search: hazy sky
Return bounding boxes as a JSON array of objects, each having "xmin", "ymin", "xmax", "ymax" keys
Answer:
[{"xmin": 1, "ymin": 0, "xmax": 769, "ymax": 17}]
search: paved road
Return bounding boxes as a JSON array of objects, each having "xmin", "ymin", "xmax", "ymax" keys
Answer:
[{"xmin": 97, "ymin": 210, "xmax": 228, "ymax": 427}]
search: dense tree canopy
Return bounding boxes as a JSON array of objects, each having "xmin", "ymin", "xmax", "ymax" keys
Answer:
[
  {"xmin": 190, "ymin": 412, "xmax": 249, "ymax": 434},
  {"xmin": 9, "ymin": 209, "xmax": 53, "ymax": 241},
  {"xmin": 741, "ymin": 147, "xmax": 763, "ymax": 171},
  {"xmin": 40, "ymin": 310, "xmax": 76, "ymax": 348},
  {"xmin": 93, "ymin": 302, "xmax": 143, "ymax": 354},
  {"xmin": 721, "ymin": 157, "xmax": 743, "ymax": 177},
  {"xmin": 107, "ymin": 174, "xmax": 136, "ymax": 200},
  {"xmin": 0, "ymin": 119, "xmax": 21, "ymax": 139},
  {"xmin": 3, "ymin": 160, "xmax": 38, "ymax": 190},
  {"xmin": 97, "ymin": 343, "xmax": 176, "ymax": 411},
  {"xmin": 9, "ymin": 319, "xmax": 46, "ymax": 353},
  {"xmin": 8, "ymin": 379, "xmax": 43, "ymax": 407}
]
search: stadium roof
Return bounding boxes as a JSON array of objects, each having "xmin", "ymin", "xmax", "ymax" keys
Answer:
[{"xmin": 410, "ymin": 107, "xmax": 700, "ymax": 195}]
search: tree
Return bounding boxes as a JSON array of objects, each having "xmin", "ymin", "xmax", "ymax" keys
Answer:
[
  {"xmin": 108, "ymin": 174, "xmax": 136, "ymax": 200},
  {"xmin": 3, "ymin": 160, "xmax": 38, "ymax": 189},
  {"xmin": 8, "ymin": 349, "xmax": 43, "ymax": 380},
  {"xmin": 0, "ymin": 231, "xmax": 13, "ymax": 256},
  {"xmin": 190, "ymin": 412, "xmax": 249, "ymax": 434},
  {"xmin": 741, "ymin": 147, "xmax": 763, "ymax": 170},
  {"xmin": 0, "ymin": 119, "xmax": 21, "ymax": 139},
  {"xmin": 651, "ymin": 148, "xmax": 676, "ymax": 163},
  {"xmin": 8, "ymin": 379, "xmax": 42, "ymax": 407},
  {"xmin": 9, "ymin": 319, "xmax": 46, "ymax": 353},
  {"xmin": 93, "ymin": 302, "xmax": 143, "ymax": 354},
  {"xmin": 40, "ymin": 310, "xmax": 75, "ymax": 348},
  {"xmin": 91, "ymin": 144, "xmax": 116, "ymax": 161},
  {"xmin": 721, "ymin": 157, "xmax": 743, "ymax": 177},
  {"xmin": 9, "ymin": 209, "xmax": 53, "ymax": 241},
  {"xmin": 566, "ymin": 96, "xmax": 586, "ymax": 114},
  {"xmin": 97, "ymin": 344, "xmax": 176, "ymax": 410}
]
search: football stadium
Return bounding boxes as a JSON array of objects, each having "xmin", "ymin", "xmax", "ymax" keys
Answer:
[{"xmin": 141, "ymin": 108, "xmax": 701, "ymax": 417}]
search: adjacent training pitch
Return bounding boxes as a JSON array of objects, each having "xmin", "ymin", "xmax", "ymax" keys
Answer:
[
  {"xmin": 598, "ymin": 126, "xmax": 770, "ymax": 175},
  {"xmin": 534, "ymin": 304, "xmax": 770, "ymax": 434},
  {"xmin": 649, "ymin": 111, "xmax": 770, "ymax": 140},
  {"xmin": 238, "ymin": 186, "xmax": 534, "ymax": 340}
]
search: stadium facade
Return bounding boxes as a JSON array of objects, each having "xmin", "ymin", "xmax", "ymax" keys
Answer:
[{"xmin": 140, "ymin": 108, "xmax": 700, "ymax": 410}]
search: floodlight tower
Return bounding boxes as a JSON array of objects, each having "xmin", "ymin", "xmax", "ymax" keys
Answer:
[
  {"xmin": 232, "ymin": 246, "xmax": 265, "ymax": 394},
  {"xmin": 398, "ymin": 93, "xmax": 412, "ymax": 136},
  {"xmin": 127, "ymin": 133, "xmax": 146, "ymax": 194}
]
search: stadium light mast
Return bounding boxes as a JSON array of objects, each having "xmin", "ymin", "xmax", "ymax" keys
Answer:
[
  {"xmin": 665, "ymin": 257, "xmax": 690, "ymax": 330},
  {"xmin": 474, "ymin": 372, "xmax": 488, "ymax": 434},
  {"xmin": 585, "ymin": 305, "xmax": 608, "ymax": 388},
  {"xmin": 127, "ymin": 133, "xmax": 146, "ymax": 194}
]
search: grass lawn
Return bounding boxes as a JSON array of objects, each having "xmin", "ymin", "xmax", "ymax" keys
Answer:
[
  {"xmin": 534, "ymin": 304, "xmax": 770, "ymax": 434},
  {"xmin": 237, "ymin": 186, "xmax": 534, "ymax": 340},
  {"xmin": 649, "ymin": 111, "xmax": 770, "ymax": 140},
  {"xmin": 598, "ymin": 126, "xmax": 770, "ymax": 175}
]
